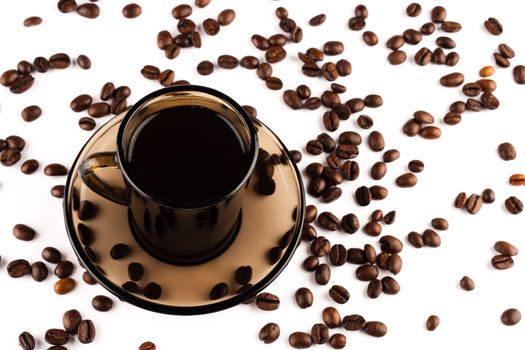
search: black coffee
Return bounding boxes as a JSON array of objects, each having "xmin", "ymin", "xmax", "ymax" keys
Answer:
[{"xmin": 127, "ymin": 105, "xmax": 249, "ymax": 203}]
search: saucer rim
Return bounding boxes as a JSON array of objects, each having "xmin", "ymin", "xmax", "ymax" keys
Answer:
[{"xmin": 63, "ymin": 111, "xmax": 305, "ymax": 315}]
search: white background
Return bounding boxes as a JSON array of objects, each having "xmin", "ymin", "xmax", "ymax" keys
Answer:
[{"xmin": 1, "ymin": 0, "xmax": 525, "ymax": 348}]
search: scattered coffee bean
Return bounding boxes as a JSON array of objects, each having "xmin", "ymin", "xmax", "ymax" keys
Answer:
[
  {"xmin": 382, "ymin": 276, "xmax": 400, "ymax": 294},
  {"xmin": 92, "ymin": 295, "xmax": 113, "ymax": 311},
  {"xmin": 295, "ymin": 287, "xmax": 313, "ymax": 308},
  {"xmin": 422, "ymin": 229, "xmax": 441, "ymax": 247},
  {"xmin": 13, "ymin": 224, "xmax": 36, "ymax": 241},
  {"xmin": 30, "ymin": 261, "xmax": 48, "ymax": 282},
  {"xmin": 7, "ymin": 259, "xmax": 30, "ymax": 278},
  {"xmin": 388, "ymin": 50, "xmax": 407, "ymax": 65},
  {"xmin": 355, "ymin": 186, "xmax": 371, "ymax": 206},
  {"xmin": 122, "ymin": 3, "xmax": 142, "ymax": 18},
  {"xmin": 42, "ymin": 247, "xmax": 62, "ymax": 263},
  {"xmin": 431, "ymin": 218, "xmax": 449, "ymax": 231},
  {"xmin": 322, "ymin": 306, "xmax": 341, "ymax": 328},
  {"xmin": 19, "ymin": 331, "xmax": 35, "ymax": 350},
  {"xmin": 481, "ymin": 189, "xmax": 495, "ymax": 203},
  {"xmin": 484, "ymin": 17, "xmax": 503, "ymax": 35},
  {"xmin": 406, "ymin": 3, "xmax": 422, "ymax": 17},
  {"xmin": 329, "ymin": 285, "xmax": 350, "ymax": 304},
  {"xmin": 501, "ymin": 308, "xmax": 521, "ymax": 326},
  {"xmin": 440, "ymin": 72, "xmax": 464, "ymax": 87},
  {"xmin": 55, "ymin": 260, "xmax": 74, "ymax": 279},
  {"xmin": 329, "ymin": 334, "xmax": 346, "ymax": 349},
  {"xmin": 356, "ymin": 264, "xmax": 379, "ymax": 281},
  {"xmin": 44, "ymin": 163, "xmax": 68, "ymax": 176},
  {"xmin": 77, "ymin": 319, "xmax": 96, "ymax": 343},
  {"xmin": 317, "ymin": 212, "xmax": 340, "ymax": 231},
  {"xmin": 259, "ymin": 323, "xmax": 280, "ymax": 344},
  {"xmin": 329, "ymin": 244, "xmax": 347, "ymax": 266},
  {"xmin": 256, "ymin": 292, "xmax": 280, "ymax": 311},
  {"xmin": 289, "ymin": 332, "xmax": 312, "ymax": 349},
  {"xmin": 55, "ymin": 277, "xmax": 75, "ymax": 294},
  {"xmin": 396, "ymin": 173, "xmax": 417, "ymax": 187},
  {"xmin": 209, "ymin": 282, "xmax": 229, "ymax": 300},
  {"xmin": 348, "ymin": 16, "xmax": 366, "ymax": 30},
  {"xmin": 197, "ymin": 61, "xmax": 214, "ymax": 75},
  {"xmin": 45, "ymin": 329, "xmax": 69, "ymax": 346},
  {"xmin": 498, "ymin": 142, "xmax": 516, "ymax": 161},
  {"xmin": 492, "ymin": 254, "xmax": 514, "ymax": 270},
  {"xmin": 408, "ymin": 231, "xmax": 424, "ymax": 248},
  {"xmin": 459, "ymin": 276, "xmax": 475, "ymax": 291},
  {"xmin": 63, "ymin": 309, "xmax": 82, "ymax": 334},
  {"xmin": 505, "ymin": 196, "xmax": 523, "ymax": 214},
  {"xmin": 363, "ymin": 321, "xmax": 387, "ymax": 337},
  {"xmin": 426, "ymin": 315, "xmax": 440, "ymax": 331},
  {"xmin": 315, "ymin": 263, "xmax": 331, "ymax": 285},
  {"xmin": 342, "ymin": 314, "xmax": 366, "ymax": 331}
]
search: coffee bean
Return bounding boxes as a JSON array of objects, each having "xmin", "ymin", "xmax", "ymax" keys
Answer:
[
  {"xmin": 462, "ymin": 83, "xmax": 482, "ymax": 97},
  {"xmin": 317, "ymin": 211, "xmax": 340, "ymax": 231},
  {"xmin": 55, "ymin": 260, "xmax": 74, "ymax": 278},
  {"xmin": 322, "ymin": 306, "xmax": 341, "ymax": 328},
  {"xmin": 311, "ymin": 236, "xmax": 331, "ymax": 257},
  {"xmin": 127, "ymin": 262, "xmax": 144, "ymax": 281},
  {"xmin": 164, "ymin": 44, "xmax": 181, "ymax": 60},
  {"xmin": 307, "ymin": 13, "xmax": 326, "ymax": 26},
  {"xmin": 265, "ymin": 46, "xmax": 286, "ymax": 64},
  {"xmin": 315, "ymin": 263, "xmax": 331, "ymax": 285},
  {"xmin": 256, "ymin": 292, "xmax": 279, "ymax": 311},
  {"xmin": 385, "ymin": 35, "xmax": 405, "ymax": 50},
  {"xmin": 356, "ymin": 264, "xmax": 379, "ymax": 281},
  {"xmin": 481, "ymin": 189, "xmax": 495, "ymax": 204},
  {"xmin": 121, "ymin": 280, "xmax": 138, "ymax": 292},
  {"xmin": 363, "ymin": 321, "xmax": 387, "ymax": 337},
  {"xmin": 289, "ymin": 332, "xmax": 312, "ymax": 349},
  {"xmin": 406, "ymin": 160, "xmax": 424, "ymax": 174},
  {"xmin": 307, "ymin": 324, "xmax": 328, "ymax": 345},
  {"xmin": 505, "ymin": 196, "xmax": 523, "ymax": 214},
  {"xmin": 494, "ymin": 241, "xmax": 519, "ymax": 256},
  {"xmin": 284, "ymin": 90, "xmax": 302, "ymax": 110},
  {"xmin": 498, "ymin": 142, "xmax": 516, "ymax": 161},
  {"xmin": 366, "ymin": 131, "xmax": 385, "ymax": 151},
  {"xmin": 458, "ymin": 276, "xmax": 475, "ymax": 291},
  {"xmin": 347, "ymin": 248, "xmax": 367, "ymax": 264},
  {"xmin": 371, "ymin": 209, "xmax": 384, "ymax": 222},
  {"xmin": 307, "ymin": 177, "xmax": 326, "ymax": 197},
  {"xmin": 440, "ymin": 72, "xmax": 464, "ymax": 87},
  {"xmin": 426, "ymin": 315, "xmax": 440, "ymax": 331},
  {"xmin": 348, "ymin": 16, "xmax": 366, "ymax": 30},
  {"xmin": 322, "ymin": 187, "xmax": 342, "ymax": 203},
  {"xmin": 433, "ymin": 48, "xmax": 446, "ymax": 64},
  {"xmin": 441, "ymin": 21, "xmax": 461, "ymax": 32},
  {"xmin": 157, "ymin": 30, "xmax": 174, "ymax": 50},
  {"xmin": 338, "ymin": 214, "xmax": 359, "ymax": 235},
  {"xmin": 419, "ymin": 126, "xmax": 441, "ymax": 139},
  {"xmin": 342, "ymin": 314, "xmax": 366, "ymax": 331},
  {"xmin": 484, "ymin": 17, "xmax": 503, "ymax": 35},
  {"xmin": 231, "ymin": 265, "xmax": 252, "ymax": 286},
  {"xmin": 78, "ymin": 224, "xmax": 94, "ymax": 245},
  {"xmin": 45, "ymin": 329, "xmax": 69, "ymax": 346},
  {"xmin": 321, "ymin": 91, "xmax": 341, "ymax": 108},
  {"xmin": 335, "ymin": 59, "xmax": 352, "ymax": 77},
  {"xmin": 444, "ymin": 112, "xmax": 462, "ymax": 125},
  {"xmin": 158, "ymin": 69, "xmax": 175, "ymax": 86},
  {"xmin": 143, "ymin": 282, "xmax": 162, "ymax": 300},
  {"xmin": 430, "ymin": 218, "xmax": 448, "ymax": 231},
  {"xmin": 303, "ymin": 256, "xmax": 319, "ymax": 271},
  {"xmin": 9, "ymin": 74, "xmax": 34, "ymax": 94},
  {"xmin": 501, "ymin": 308, "xmax": 521, "ymax": 326},
  {"xmin": 121, "ymin": 3, "xmax": 141, "ymax": 18},
  {"xmin": 279, "ymin": 17, "xmax": 296, "ymax": 33},
  {"xmin": 14, "ymin": 61, "xmax": 30, "ymax": 75},
  {"xmin": 500, "ymin": 43, "xmax": 517, "ymax": 58},
  {"xmin": 463, "ymin": 194, "xmax": 481, "ymax": 214},
  {"xmin": 87, "ymin": 102, "xmax": 110, "ymax": 118},
  {"xmin": 335, "ymin": 143, "xmax": 358, "ymax": 159},
  {"xmin": 436, "ymin": 36, "xmax": 456, "ymax": 49},
  {"xmin": 7, "ymin": 259, "xmax": 30, "ymax": 278},
  {"xmin": 382, "ymin": 276, "xmax": 400, "ymax": 295},
  {"xmin": 63, "ymin": 309, "xmax": 82, "ymax": 334},
  {"xmin": 509, "ymin": 173, "xmax": 525, "ymax": 186},
  {"xmin": 41, "ymin": 247, "xmax": 61, "ymax": 264},
  {"xmin": 388, "ymin": 50, "xmax": 407, "ymax": 65},
  {"xmin": 302, "ymin": 206, "xmax": 318, "ymax": 226},
  {"xmin": 406, "ymin": 2, "xmax": 421, "ymax": 17},
  {"xmin": 259, "ymin": 323, "xmax": 280, "ymax": 344},
  {"xmin": 19, "ymin": 331, "xmax": 35, "ymax": 350},
  {"xmin": 305, "ymin": 163, "xmax": 323, "ymax": 178},
  {"xmin": 355, "ymin": 186, "xmax": 371, "ymax": 206},
  {"xmin": 329, "ymin": 285, "xmax": 349, "ymax": 304},
  {"xmin": 78, "ymin": 116, "xmax": 96, "ymax": 131},
  {"xmin": 217, "ymin": 54, "xmax": 239, "ymax": 69},
  {"xmin": 354, "ymin": 4, "xmax": 368, "ymax": 18},
  {"xmin": 83, "ymin": 271, "xmax": 97, "ymax": 285},
  {"xmin": 423, "ymin": 229, "xmax": 441, "ymax": 247},
  {"xmin": 1, "ymin": 69, "xmax": 19, "ymax": 86},
  {"xmin": 408, "ymin": 231, "xmax": 424, "ymax": 248},
  {"xmin": 1, "ymin": 149, "xmax": 21, "ymax": 166},
  {"xmin": 368, "ymin": 161, "xmax": 386, "ymax": 180},
  {"xmin": 208, "ymin": 282, "xmax": 228, "ymax": 300},
  {"xmin": 414, "ymin": 47, "xmax": 432, "ymax": 65},
  {"xmin": 323, "ymin": 41, "xmax": 344, "ymax": 56},
  {"xmin": 48, "ymin": 53, "xmax": 71, "ymax": 69},
  {"xmin": 342, "ymin": 160, "xmax": 359, "ymax": 180},
  {"xmin": 30, "ymin": 261, "xmax": 48, "ymax": 282},
  {"xmin": 329, "ymin": 334, "xmax": 346, "ymax": 349},
  {"xmin": 494, "ymin": 53, "xmax": 510, "ymax": 68},
  {"xmin": 19, "ymin": 105, "xmax": 42, "ymax": 123},
  {"xmin": 195, "ymin": 0, "xmax": 210, "ymax": 8},
  {"xmin": 70, "ymin": 94, "xmax": 93, "ymax": 112},
  {"xmin": 379, "ymin": 235, "xmax": 403, "ymax": 254},
  {"xmin": 396, "ymin": 173, "xmax": 417, "ymax": 188},
  {"xmin": 481, "ymin": 92, "xmax": 499, "ymax": 110},
  {"xmin": 492, "ymin": 255, "xmax": 514, "ymax": 270},
  {"xmin": 403, "ymin": 29, "xmax": 422, "ymax": 45},
  {"xmin": 294, "ymin": 287, "xmax": 313, "ymax": 308},
  {"xmin": 92, "ymin": 295, "xmax": 113, "ymax": 311},
  {"xmin": 171, "ymin": 4, "xmax": 192, "ymax": 19},
  {"xmin": 364, "ymin": 94, "xmax": 383, "ymax": 108},
  {"xmin": 75, "ymin": 54, "xmax": 91, "ymax": 70},
  {"xmin": 380, "ymin": 211, "xmax": 395, "ymax": 226},
  {"xmin": 329, "ymin": 244, "xmax": 347, "ymax": 266},
  {"xmin": 196, "ymin": 60, "xmax": 214, "ymax": 76},
  {"xmin": 177, "ymin": 18, "xmax": 196, "ymax": 34},
  {"xmin": 77, "ymin": 3, "xmax": 99, "ymax": 18},
  {"xmin": 77, "ymin": 320, "xmax": 96, "ymax": 343},
  {"xmin": 44, "ymin": 163, "xmax": 68, "ymax": 176},
  {"xmin": 13, "ymin": 224, "xmax": 36, "ymax": 241}
]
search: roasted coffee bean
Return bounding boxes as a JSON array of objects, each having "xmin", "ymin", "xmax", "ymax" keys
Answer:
[
  {"xmin": 363, "ymin": 321, "xmax": 387, "ymax": 337},
  {"xmin": 279, "ymin": 17, "xmax": 296, "ymax": 33},
  {"xmin": 92, "ymin": 295, "xmax": 113, "ymax": 311},
  {"xmin": 16, "ymin": 61, "xmax": 33, "ymax": 74},
  {"xmin": 49, "ymin": 53, "xmax": 71, "ymax": 69},
  {"xmin": 492, "ymin": 255, "xmax": 514, "ymax": 269},
  {"xmin": 70, "ymin": 94, "xmax": 93, "ymax": 112},
  {"xmin": 80, "ymin": 272, "xmax": 96, "ymax": 286},
  {"xmin": 370, "ymin": 161, "xmax": 387, "ymax": 180},
  {"xmin": 357, "ymin": 115, "xmax": 373, "ymax": 129},
  {"xmin": 266, "ymin": 46, "xmax": 287, "ymax": 64},
  {"xmin": 403, "ymin": 29, "xmax": 422, "ymax": 45},
  {"xmin": 328, "ymin": 244, "xmax": 347, "ymax": 266},
  {"xmin": 307, "ymin": 177, "xmax": 326, "ymax": 197},
  {"xmin": 196, "ymin": 60, "xmax": 214, "ymax": 76},
  {"xmin": 1, "ymin": 69, "xmax": 19, "ymax": 86},
  {"xmin": 232, "ymin": 265, "xmax": 253, "ymax": 285},
  {"xmin": 356, "ymin": 264, "xmax": 379, "ymax": 281},
  {"xmin": 322, "ymin": 306, "xmax": 341, "ymax": 328},
  {"xmin": 289, "ymin": 26, "xmax": 303, "ymax": 43},
  {"xmin": 361, "ymin": 30, "xmax": 379, "ymax": 46},
  {"xmin": 165, "ymin": 44, "xmax": 181, "ymax": 60},
  {"xmin": 408, "ymin": 231, "xmax": 424, "ymax": 248},
  {"xmin": 329, "ymin": 285, "xmax": 350, "ymax": 304},
  {"xmin": 330, "ymin": 83, "xmax": 346, "ymax": 95},
  {"xmin": 406, "ymin": 2, "xmax": 422, "ymax": 16},
  {"xmin": 423, "ymin": 229, "xmax": 441, "ymax": 247},
  {"xmin": 403, "ymin": 119, "xmax": 421, "ymax": 137},
  {"xmin": 87, "ymin": 102, "xmax": 110, "ymax": 118},
  {"xmin": 20, "ymin": 159, "xmax": 39, "ymax": 175},
  {"xmin": 342, "ymin": 160, "xmax": 359, "ymax": 180},
  {"xmin": 321, "ymin": 62, "xmax": 338, "ymax": 81},
  {"xmin": 382, "ymin": 276, "xmax": 400, "ymax": 295},
  {"xmin": 30, "ymin": 261, "xmax": 48, "ymax": 282},
  {"xmin": 19, "ymin": 331, "xmax": 36, "ymax": 350},
  {"xmin": 9, "ymin": 74, "xmax": 34, "ymax": 94},
  {"xmin": 315, "ymin": 263, "xmax": 331, "ymax": 285},
  {"xmin": 238, "ymin": 56, "xmax": 259, "ymax": 70},
  {"xmin": 413, "ymin": 110, "xmax": 434, "ymax": 124},
  {"xmin": 45, "ymin": 329, "xmax": 69, "ymax": 346},
  {"xmin": 440, "ymin": 72, "xmax": 464, "ymax": 87},
  {"xmin": 326, "ymin": 153, "xmax": 339, "ymax": 168},
  {"xmin": 322, "ymin": 167, "xmax": 343, "ymax": 185},
  {"xmin": 355, "ymin": 186, "xmax": 371, "ymax": 206},
  {"xmin": 317, "ymin": 133, "xmax": 336, "ymax": 152},
  {"xmin": 265, "ymin": 77, "xmax": 283, "ymax": 90},
  {"xmin": 466, "ymin": 98, "xmax": 483, "ymax": 111},
  {"xmin": 346, "ymin": 98, "xmax": 364, "ymax": 112},
  {"xmin": 44, "ymin": 163, "xmax": 68, "ymax": 176},
  {"xmin": 484, "ymin": 17, "xmax": 503, "ymax": 35},
  {"xmin": 498, "ymin": 142, "xmax": 516, "ymax": 161},
  {"xmin": 499, "ymin": 44, "xmax": 516, "ymax": 58},
  {"xmin": 339, "ymin": 131, "xmax": 361, "ymax": 146},
  {"xmin": 142, "ymin": 282, "xmax": 162, "ymax": 300},
  {"xmin": 379, "ymin": 235, "xmax": 403, "ymax": 253},
  {"xmin": 127, "ymin": 262, "xmax": 144, "ymax": 281},
  {"xmin": 305, "ymin": 163, "xmax": 323, "ymax": 178},
  {"xmin": 323, "ymin": 41, "xmax": 344, "ymax": 56},
  {"xmin": 329, "ymin": 334, "xmax": 346, "ymax": 349},
  {"xmin": 171, "ymin": 4, "xmax": 192, "ymax": 19},
  {"xmin": 8, "ymin": 259, "xmax": 30, "ymax": 278},
  {"xmin": 335, "ymin": 143, "xmax": 358, "ymax": 159},
  {"xmin": 336, "ymin": 59, "xmax": 352, "ymax": 76},
  {"xmin": 200, "ymin": 18, "xmax": 219, "ymax": 36},
  {"xmin": 217, "ymin": 55, "xmax": 239, "ymax": 69},
  {"xmin": 159, "ymin": 69, "xmax": 175, "ymax": 86},
  {"xmin": 436, "ymin": 36, "xmax": 456, "ymax": 49},
  {"xmin": 382, "ymin": 211, "xmax": 396, "ymax": 225},
  {"xmin": 303, "ymin": 256, "xmax": 319, "ymax": 271},
  {"xmin": 429, "ymin": 218, "xmax": 448, "ymax": 231},
  {"xmin": 77, "ymin": 3, "xmax": 99, "ymax": 18},
  {"xmin": 13, "ymin": 224, "xmax": 36, "ymax": 241},
  {"xmin": 342, "ymin": 314, "xmax": 366, "ymax": 331},
  {"xmin": 156, "ymin": 30, "xmax": 173, "ymax": 50},
  {"xmin": 464, "ymin": 194, "xmax": 482, "ymax": 214},
  {"xmin": 55, "ymin": 260, "xmax": 74, "ymax": 278},
  {"xmin": 494, "ymin": 53, "xmax": 510, "ymax": 68},
  {"xmin": 173, "ymin": 35, "xmax": 190, "ymax": 48},
  {"xmin": 501, "ymin": 308, "xmax": 521, "ymax": 326},
  {"xmin": 303, "ymin": 205, "xmax": 318, "ymax": 225},
  {"xmin": 420, "ymin": 126, "xmax": 441, "ymax": 139},
  {"xmin": 177, "ymin": 18, "xmax": 196, "ymax": 34},
  {"xmin": 218, "ymin": 9, "xmax": 236, "ymax": 25},
  {"xmin": 494, "ymin": 241, "xmax": 518, "ymax": 256},
  {"xmin": 295, "ymin": 287, "xmax": 313, "ymax": 308},
  {"xmin": 1, "ymin": 149, "xmax": 21, "ymax": 166},
  {"xmin": 78, "ymin": 55, "xmax": 91, "ymax": 70},
  {"xmin": 396, "ymin": 173, "xmax": 417, "ymax": 188},
  {"xmin": 57, "ymin": 0, "xmax": 77, "ymax": 12},
  {"xmin": 347, "ymin": 248, "xmax": 367, "ymax": 264},
  {"xmin": 449, "ymin": 101, "xmax": 466, "ymax": 113},
  {"xmin": 110, "ymin": 97, "xmax": 127, "ymax": 115},
  {"xmin": 251, "ymin": 34, "xmax": 269, "ymax": 50},
  {"xmin": 77, "ymin": 320, "xmax": 96, "ymax": 343},
  {"xmin": 79, "ymin": 117, "xmax": 96, "ymax": 131},
  {"xmin": 444, "ymin": 112, "xmax": 461, "ymax": 125},
  {"xmin": 481, "ymin": 92, "xmax": 499, "ymax": 109},
  {"xmin": 41, "ymin": 247, "xmax": 61, "ymax": 264},
  {"xmin": 323, "ymin": 187, "xmax": 342, "ymax": 202},
  {"xmin": 462, "ymin": 83, "xmax": 481, "ymax": 97},
  {"xmin": 505, "ymin": 196, "xmax": 523, "ymax": 214},
  {"xmin": 256, "ymin": 292, "xmax": 280, "ymax": 311},
  {"xmin": 282, "ymin": 90, "xmax": 302, "ymax": 109},
  {"xmin": 340, "ymin": 213, "xmax": 359, "ymax": 234},
  {"xmin": 256, "ymin": 63, "xmax": 272, "ymax": 81},
  {"xmin": 433, "ymin": 48, "xmax": 447, "ymax": 64},
  {"xmin": 388, "ymin": 50, "xmax": 407, "ymax": 65},
  {"xmin": 121, "ymin": 281, "xmax": 139, "ymax": 292},
  {"xmin": 386, "ymin": 35, "xmax": 405, "ymax": 50},
  {"xmin": 426, "ymin": 315, "xmax": 440, "ymax": 331},
  {"xmin": 138, "ymin": 341, "xmax": 157, "ymax": 350},
  {"xmin": 310, "ymin": 323, "xmax": 329, "ymax": 345},
  {"xmin": 367, "ymin": 279, "xmax": 382, "ymax": 298},
  {"xmin": 415, "ymin": 47, "xmax": 432, "ymax": 65},
  {"xmin": 348, "ymin": 16, "xmax": 366, "ymax": 30},
  {"xmin": 33, "ymin": 56, "xmax": 50, "ymax": 73},
  {"xmin": 365, "ymin": 94, "xmax": 383, "ymax": 108},
  {"xmin": 63, "ymin": 309, "xmax": 82, "ymax": 335},
  {"xmin": 195, "ymin": 0, "xmax": 210, "ymax": 8},
  {"xmin": 441, "ymin": 21, "xmax": 461, "ymax": 32},
  {"xmin": 321, "ymin": 91, "xmax": 341, "ymax": 108},
  {"xmin": 5, "ymin": 136, "xmax": 25, "ymax": 151},
  {"xmin": 311, "ymin": 236, "xmax": 331, "ymax": 257},
  {"xmin": 268, "ymin": 34, "xmax": 287, "ymax": 47},
  {"xmin": 354, "ymin": 4, "xmax": 368, "ymax": 18},
  {"xmin": 98, "ymin": 82, "xmax": 115, "ymax": 101},
  {"xmin": 482, "ymin": 188, "xmax": 495, "ymax": 203},
  {"xmin": 208, "ymin": 282, "xmax": 229, "ymax": 300},
  {"xmin": 289, "ymin": 332, "xmax": 312, "ymax": 349},
  {"xmin": 20, "ymin": 105, "xmax": 41, "ymax": 122},
  {"xmin": 459, "ymin": 276, "xmax": 475, "ymax": 291},
  {"xmin": 259, "ymin": 323, "xmax": 280, "ymax": 344},
  {"xmin": 509, "ymin": 173, "xmax": 525, "ymax": 186},
  {"xmin": 513, "ymin": 65, "xmax": 525, "ymax": 84}
]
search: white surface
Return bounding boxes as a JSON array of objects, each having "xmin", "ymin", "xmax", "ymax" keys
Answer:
[{"xmin": 1, "ymin": 0, "xmax": 524, "ymax": 348}]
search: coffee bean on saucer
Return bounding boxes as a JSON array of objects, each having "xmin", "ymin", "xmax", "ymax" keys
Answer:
[
  {"xmin": 311, "ymin": 323, "xmax": 329, "ymax": 344},
  {"xmin": 78, "ymin": 223, "xmax": 95, "ymax": 245},
  {"xmin": 315, "ymin": 263, "xmax": 331, "ymax": 285},
  {"xmin": 128, "ymin": 262, "xmax": 144, "ymax": 281},
  {"xmin": 234, "ymin": 266, "xmax": 252, "ymax": 285},
  {"xmin": 92, "ymin": 295, "xmax": 113, "ymax": 311},
  {"xmin": 267, "ymin": 246, "xmax": 282, "ymax": 264},
  {"xmin": 209, "ymin": 282, "xmax": 229, "ymax": 300},
  {"xmin": 143, "ymin": 282, "xmax": 162, "ymax": 300},
  {"xmin": 30, "ymin": 261, "xmax": 48, "ymax": 282},
  {"xmin": 63, "ymin": 309, "xmax": 82, "ymax": 334},
  {"xmin": 122, "ymin": 281, "xmax": 139, "ymax": 292},
  {"xmin": 19, "ymin": 331, "xmax": 35, "ymax": 350},
  {"xmin": 20, "ymin": 159, "xmax": 38, "ymax": 175},
  {"xmin": 54, "ymin": 277, "xmax": 75, "ymax": 294},
  {"xmin": 45, "ymin": 328, "xmax": 69, "ymax": 346},
  {"xmin": 295, "ymin": 287, "xmax": 313, "ymax": 308},
  {"xmin": 78, "ymin": 201, "xmax": 98, "ymax": 220},
  {"xmin": 77, "ymin": 320, "xmax": 96, "ymax": 343},
  {"xmin": 13, "ymin": 224, "xmax": 36, "ymax": 241},
  {"xmin": 256, "ymin": 292, "xmax": 280, "ymax": 311},
  {"xmin": 289, "ymin": 332, "xmax": 312, "ymax": 349},
  {"xmin": 259, "ymin": 323, "xmax": 280, "ymax": 344},
  {"xmin": 7, "ymin": 259, "xmax": 30, "ymax": 278},
  {"xmin": 110, "ymin": 243, "xmax": 131, "ymax": 260},
  {"xmin": 42, "ymin": 247, "xmax": 62, "ymax": 263},
  {"xmin": 55, "ymin": 260, "xmax": 74, "ymax": 278},
  {"xmin": 329, "ymin": 285, "xmax": 350, "ymax": 304}
]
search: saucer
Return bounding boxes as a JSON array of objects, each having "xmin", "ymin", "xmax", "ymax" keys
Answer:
[{"xmin": 63, "ymin": 112, "xmax": 305, "ymax": 315}]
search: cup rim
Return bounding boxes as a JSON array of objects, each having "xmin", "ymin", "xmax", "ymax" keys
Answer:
[{"xmin": 116, "ymin": 85, "xmax": 259, "ymax": 210}]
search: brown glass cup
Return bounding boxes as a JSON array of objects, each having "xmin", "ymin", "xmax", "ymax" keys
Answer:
[{"xmin": 78, "ymin": 86, "xmax": 259, "ymax": 265}]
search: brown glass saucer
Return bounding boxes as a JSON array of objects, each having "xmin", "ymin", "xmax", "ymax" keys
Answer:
[{"xmin": 63, "ymin": 112, "xmax": 305, "ymax": 315}]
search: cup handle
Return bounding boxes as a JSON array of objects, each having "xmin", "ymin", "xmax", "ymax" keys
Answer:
[{"xmin": 78, "ymin": 151, "xmax": 128, "ymax": 205}]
